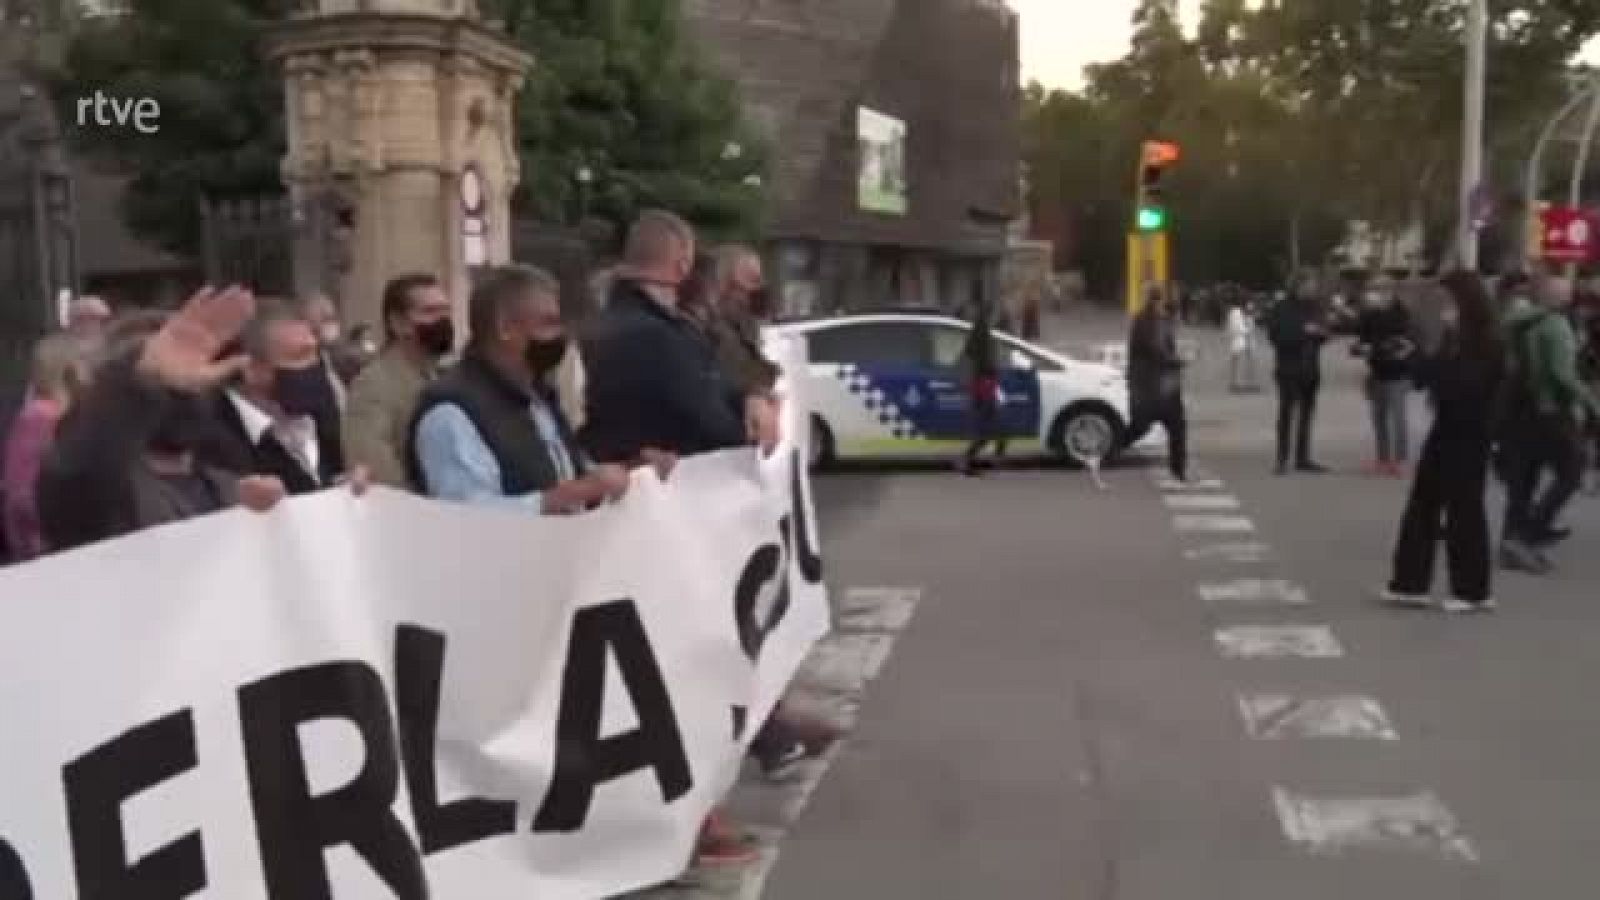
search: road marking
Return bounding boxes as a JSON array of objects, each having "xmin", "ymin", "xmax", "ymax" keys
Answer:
[
  {"xmin": 1164, "ymin": 494, "xmax": 1242, "ymax": 511},
  {"xmin": 1184, "ymin": 542, "xmax": 1272, "ymax": 563},
  {"xmin": 1155, "ymin": 475, "xmax": 1227, "ymax": 492},
  {"xmin": 1238, "ymin": 694, "xmax": 1398, "ymax": 740},
  {"xmin": 1215, "ymin": 625, "xmax": 1343, "ymax": 659},
  {"xmin": 1173, "ymin": 514, "xmax": 1255, "ymax": 533},
  {"xmin": 837, "ymin": 586, "xmax": 921, "ymax": 633},
  {"xmin": 1272, "ymin": 788, "xmax": 1477, "ymax": 862},
  {"xmin": 1198, "ymin": 579, "xmax": 1309, "ymax": 606}
]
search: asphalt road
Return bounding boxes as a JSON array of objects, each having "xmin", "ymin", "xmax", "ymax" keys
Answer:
[{"xmin": 741, "ymin": 325, "xmax": 1600, "ymax": 899}]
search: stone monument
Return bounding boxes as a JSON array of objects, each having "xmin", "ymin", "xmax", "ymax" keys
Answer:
[{"xmin": 267, "ymin": 0, "xmax": 531, "ymax": 329}]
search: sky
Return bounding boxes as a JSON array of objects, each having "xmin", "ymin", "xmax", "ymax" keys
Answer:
[{"xmin": 1010, "ymin": 0, "xmax": 1600, "ymax": 90}]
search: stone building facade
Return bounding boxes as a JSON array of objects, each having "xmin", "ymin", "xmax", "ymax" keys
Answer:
[{"xmin": 683, "ymin": 0, "xmax": 1021, "ymax": 317}]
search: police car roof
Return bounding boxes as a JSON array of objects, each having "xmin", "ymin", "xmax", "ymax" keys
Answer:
[{"xmin": 768, "ymin": 311, "xmax": 971, "ymax": 333}]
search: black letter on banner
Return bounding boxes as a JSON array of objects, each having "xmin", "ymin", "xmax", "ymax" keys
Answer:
[
  {"xmin": 734, "ymin": 544, "xmax": 790, "ymax": 662},
  {"xmin": 789, "ymin": 448, "xmax": 824, "ymax": 584},
  {"xmin": 532, "ymin": 601, "xmax": 691, "ymax": 832},
  {"xmin": 0, "ymin": 838, "xmax": 32, "ymax": 899},
  {"xmin": 62, "ymin": 709, "xmax": 205, "ymax": 899},
  {"xmin": 237, "ymin": 663, "xmax": 426, "ymax": 900},
  {"xmin": 395, "ymin": 624, "xmax": 516, "ymax": 854}
]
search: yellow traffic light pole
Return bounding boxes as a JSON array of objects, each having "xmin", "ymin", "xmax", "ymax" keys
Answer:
[{"xmin": 1127, "ymin": 141, "xmax": 1177, "ymax": 315}]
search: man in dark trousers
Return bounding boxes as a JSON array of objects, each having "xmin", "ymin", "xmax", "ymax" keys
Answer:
[
  {"xmin": 1128, "ymin": 284, "xmax": 1188, "ymax": 483},
  {"xmin": 1268, "ymin": 281, "xmax": 1330, "ymax": 475},
  {"xmin": 192, "ymin": 298, "xmax": 357, "ymax": 495},
  {"xmin": 581, "ymin": 210, "xmax": 780, "ymax": 868}
]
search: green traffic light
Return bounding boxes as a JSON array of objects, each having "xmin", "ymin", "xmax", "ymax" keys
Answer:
[{"xmin": 1137, "ymin": 206, "xmax": 1167, "ymax": 231}]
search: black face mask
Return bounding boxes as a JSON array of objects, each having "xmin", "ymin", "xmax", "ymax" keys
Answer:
[
  {"xmin": 415, "ymin": 318, "xmax": 455, "ymax": 359},
  {"xmin": 148, "ymin": 392, "xmax": 210, "ymax": 456},
  {"xmin": 748, "ymin": 287, "xmax": 774, "ymax": 320},
  {"xmin": 273, "ymin": 364, "xmax": 336, "ymax": 418},
  {"xmin": 525, "ymin": 335, "xmax": 569, "ymax": 376}
]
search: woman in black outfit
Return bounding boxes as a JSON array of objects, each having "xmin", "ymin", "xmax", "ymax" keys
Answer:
[{"xmin": 1384, "ymin": 271, "xmax": 1506, "ymax": 613}]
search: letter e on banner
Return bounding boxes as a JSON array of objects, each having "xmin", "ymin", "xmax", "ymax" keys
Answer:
[{"xmin": 62, "ymin": 710, "xmax": 205, "ymax": 899}]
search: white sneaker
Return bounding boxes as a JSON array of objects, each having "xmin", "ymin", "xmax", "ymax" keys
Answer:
[
  {"xmin": 1441, "ymin": 597, "xmax": 1495, "ymax": 614},
  {"xmin": 1381, "ymin": 588, "xmax": 1434, "ymax": 609}
]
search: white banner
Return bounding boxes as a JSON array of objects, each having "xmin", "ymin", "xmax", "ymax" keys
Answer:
[{"xmin": 0, "ymin": 440, "xmax": 829, "ymax": 899}]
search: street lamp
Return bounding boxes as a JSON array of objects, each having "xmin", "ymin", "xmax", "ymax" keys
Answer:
[
  {"xmin": 573, "ymin": 165, "xmax": 593, "ymax": 227},
  {"xmin": 1458, "ymin": 0, "xmax": 1487, "ymax": 271}
]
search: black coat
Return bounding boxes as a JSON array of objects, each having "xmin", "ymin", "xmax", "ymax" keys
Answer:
[
  {"xmin": 1354, "ymin": 304, "xmax": 1416, "ymax": 382},
  {"xmin": 36, "ymin": 352, "xmax": 237, "ymax": 554},
  {"xmin": 1268, "ymin": 298, "xmax": 1328, "ymax": 382},
  {"xmin": 581, "ymin": 280, "xmax": 748, "ymax": 462},
  {"xmin": 1127, "ymin": 309, "xmax": 1183, "ymax": 409},
  {"xmin": 192, "ymin": 391, "xmax": 345, "ymax": 495}
]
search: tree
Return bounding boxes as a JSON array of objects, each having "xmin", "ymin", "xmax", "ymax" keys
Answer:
[
  {"xmin": 486, "ymin": 0, "xmax": 766, "ymax": 245},
  {"xmin": 50, "ymin": 0, "xmax": 291, "ymax": 255},
  {"xmin": 51, "ymin": 0, "xmax": 766, "ymax": 256}
]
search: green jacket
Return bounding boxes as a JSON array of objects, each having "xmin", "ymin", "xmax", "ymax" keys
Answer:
[{"xmin": 1504, "ymin": 305, "xmax": 1599, "ymax": 421}]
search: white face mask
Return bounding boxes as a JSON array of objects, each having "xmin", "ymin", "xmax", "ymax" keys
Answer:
[{"xmin": 318, "ymin": 322, "xmax": 341, "ymax": 344}]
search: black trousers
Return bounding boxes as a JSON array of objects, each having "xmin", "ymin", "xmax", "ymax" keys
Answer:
[
  {"xmin": 1501, "ymin": 413, "xmax": 1584, "ymax": 542},
  {"xmin": 965, "ymin": 393, "xmax": 1005, "ymax": 462},
  {"xmin": 1390, "ymin": 430, "xmax": 1492, "ymax": 603},
  {"xmin": 1131, "ymin": 394, "xmax": 1188, "ymax": 480},
  {"xmin": 1275, "ymin": 375, "xmax": 1320, "ymax": 466}
]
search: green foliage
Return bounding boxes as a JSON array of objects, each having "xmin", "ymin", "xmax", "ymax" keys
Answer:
[
  {"xmin": 51, "ymin": 0, "xmax": 766, "ymax": 256},
  {"xmin": 1025, "ymin": 0, "xmax": 1600, "ymax": 300},
  {"xmin": 486, "ymin": 0, "xmax": 767, "ymax": 246},
  {"xmin": 50, "ymin": 0, "xmax": 290, "ymax": 255}
]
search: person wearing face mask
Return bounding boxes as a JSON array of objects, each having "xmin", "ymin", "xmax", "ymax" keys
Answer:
[
  {"xmin": 36, "ymin": 288, "xmax": 290, "ymax": 555},
  {"xmin": 191, "ymin": 299, "xmax": 353, "ymax": 495},
  {"xmin": 707, "ymin": 245, "xmax": 782, "ymax": 400},
  {"xmin": 407, "ymin": 265, "xmax": 633, "ymax": 514},
  {"xmin": 344, "ymin": 274, "xmax": 455, "ymax": 490},
  {"xmin": 581, "ymin": 210, "xmax": 777, "ymax": 467},
  {"xmin": 1352, "ymin": 283, "xmax": 1417, "ymax": 477}
]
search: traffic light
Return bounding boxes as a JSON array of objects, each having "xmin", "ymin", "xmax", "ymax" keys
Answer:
[{"xmin": 1136, "ymin": 140, "xmax": 1180, "ymax": 233}]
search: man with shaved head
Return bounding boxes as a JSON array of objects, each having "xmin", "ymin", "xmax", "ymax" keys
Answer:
[{"xmin": 580, "ymin": 210, "xmax": 777, "ymax": 464}]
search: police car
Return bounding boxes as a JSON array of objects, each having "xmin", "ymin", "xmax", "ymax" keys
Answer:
[{"xmin": 765, "ymin": 313, "xmax": 1140, "ymax": 468}]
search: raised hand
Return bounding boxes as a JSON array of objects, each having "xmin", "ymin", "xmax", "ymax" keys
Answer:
[{"xmin": 138, "ymin": 285, "xmax": 256, "ymax": 393}]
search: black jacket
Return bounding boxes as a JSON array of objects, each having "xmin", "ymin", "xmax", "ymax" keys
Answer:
[
  {"xmin": 1354, "ymin": 304, "xmax": 1416, "ymax": 382},
  {"xmin": 36, "ymin": 352, "xmax": 237, "ymax": 554},
  {"xmin": 1268, "ymin": 298, "xmax": 1328, "ymax": 382},
  {"xmin": 581, "ymin": 279, "xmax": 747, "ymax": 462},
  {"xmin": 1127, "ymin": 309, "xmax": 1184, "ymax": 407},
  {"xmin": 1416, "ymin": 333, "xmax": 1504, "ymax": 442},
  {"xmin": 191, "ymin": 391, "xmax": 345, "ymax": 496},
  {"xmin": 406, "ymin": 351, "xmax": 587, "ymax": 496}
]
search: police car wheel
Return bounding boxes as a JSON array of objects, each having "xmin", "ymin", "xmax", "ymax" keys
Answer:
[
  {"xmin": 808, "ymin": 416, "xmax": 836, "ymax": 470},
  {"xmin": 1052, "ymin": 405, "xmax": 1121, "ymax": 469}
]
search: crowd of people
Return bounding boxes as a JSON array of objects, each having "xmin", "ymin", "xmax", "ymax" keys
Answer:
[
  {"xmin": 0, "ymin": 209, "xmax": 835, "ymax": 873},
  {"xmin": 1130, "ymin": 265, "xmax": 1599, "ymax": 613}
]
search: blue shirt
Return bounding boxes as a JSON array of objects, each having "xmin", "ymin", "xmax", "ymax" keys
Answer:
[{"xmin": 414, "ymin": 399, "xmax": 579, "ymax": 514}]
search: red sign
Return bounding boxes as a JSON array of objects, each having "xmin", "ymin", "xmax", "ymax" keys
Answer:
[{"xmin": 1540, "ymin": 206, "xmax": 1596, "ymax": 263}]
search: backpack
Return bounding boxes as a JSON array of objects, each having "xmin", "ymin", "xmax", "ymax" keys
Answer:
[{"xmin": 1491, "ymin": 313, "xmax": 1548, "ymax": 439}]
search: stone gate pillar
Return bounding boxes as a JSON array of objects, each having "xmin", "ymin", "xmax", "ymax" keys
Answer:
[{"xmin": 267, "ymin": 2, "xmax": 531, "ymax": 330}]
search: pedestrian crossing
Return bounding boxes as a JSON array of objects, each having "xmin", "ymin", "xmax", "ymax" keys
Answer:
[{"xmin": 1153, "ymin": 464, "xmax": 1479, "ymax": 865}]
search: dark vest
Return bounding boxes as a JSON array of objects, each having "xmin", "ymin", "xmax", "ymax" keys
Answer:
[{"xmin": 406, "ymin": 353, "xmax": 584, "ymax": 497}]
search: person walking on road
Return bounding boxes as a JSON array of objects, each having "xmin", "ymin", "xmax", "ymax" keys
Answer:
[
  {"xmin": 1384, "ymin": 272, "xmax": 1505, "ymax": 613},
  {"xmin": 958, "ymin": 303, "xmax": 1003, "ymax": 477},
  {"xmin": 1267, "ymin": 281, "xmax": 1330, "ymax": 475},
  {"xmin": 1128, "ymin": 284, "xmax": 1189, "ymax": 483},
  {"xmin": 1497, "ymin": 270, "xmax": 1599, "ymax": 573},
  {"xmin": 1225, "ymin": 300, "xmax": 1257, "ymax": 393},
  {"xmin": 1353, "ymin": 284, "xmax": 1418, "ymax": 477}
]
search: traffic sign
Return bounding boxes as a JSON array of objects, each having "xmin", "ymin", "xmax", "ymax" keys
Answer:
[{"xmin": 1540, "ymin": 206, "xmax": 1596, "ymax": 263}]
